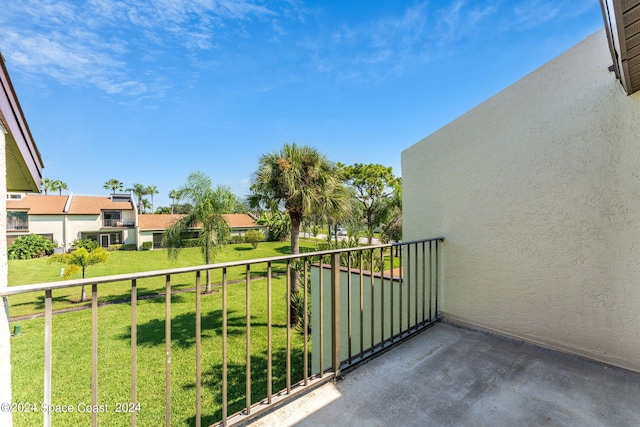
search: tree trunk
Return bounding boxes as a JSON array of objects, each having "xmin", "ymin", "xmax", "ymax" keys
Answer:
[
  {"xmin": 80, "ymin": 268, "xmax": 86, "ymax": 302},
  {"xmin": 205, "ymin": 242, "xmax": 212, "ymax": 293},
  {"xmin": 289, "ymin": 213, "xmax": 302, "ymax": 326}
]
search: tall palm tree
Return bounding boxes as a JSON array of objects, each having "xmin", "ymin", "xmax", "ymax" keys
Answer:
[
  {"xmin": 163, "ymin": 172, "xmax": 236, "ymax": 292},
  {"xmin": 146, "ymin": 185, "xmax": 159, "ymax": 213},
  {"xmin": 40, "ymin": 178, "xmax": 53, "ymax": 195},
  {"xmin": 126, "ymin": 183, "xmax": 147, "ymax": 213},
  {"xmin": 51, "ymin": 180, "xmax": 68, "ymax": 195},
  {"xmin": 140, "ymin": 198, "xmax": 151, "ymax": 214},
  {"xmin": 168, "ymin": 189, "xmax": 181, "ymax": 214},
  {"xmin": 249, "ymin": 143, "xmax": 348, "ymax": 322},
  {"xmin": 103, "ymin": 179, "xmax": 124, "ymax": 194}
]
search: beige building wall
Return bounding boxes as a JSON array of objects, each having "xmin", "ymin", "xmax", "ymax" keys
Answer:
[
  {"xmin": 402, "ymin": 30, "xmax": 640, "ymax": 373},
  {"xmin": 0, "ymin": 128, "xmax": 12, "ymax": 425}
]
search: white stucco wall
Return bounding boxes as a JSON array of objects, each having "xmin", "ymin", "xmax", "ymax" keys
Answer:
[
  {"xmin": 402, "ymin": 30, "xmax": 640, "ymax": 372},
  {"xmin": 27, "ymin": 215, "xmax": 65, "ymax": 246},
  {"xmin": 0, "ymin": 129, "xmax": 12, "ymax": 425}
]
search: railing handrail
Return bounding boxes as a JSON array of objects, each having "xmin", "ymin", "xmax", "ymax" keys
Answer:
[{"xmin": 1, "ymin": 237, "xmax": 444, "ymax": 297}]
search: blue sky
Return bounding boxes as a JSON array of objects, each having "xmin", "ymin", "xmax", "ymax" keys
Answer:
[{"xmin": 2, "ymin": 0, "xmax": 603, "ymax": 209}]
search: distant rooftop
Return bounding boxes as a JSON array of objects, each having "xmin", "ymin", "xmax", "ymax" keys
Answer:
[{"xmin": 601, "ymin": 0, "xmax": 640, "ymax": 94}]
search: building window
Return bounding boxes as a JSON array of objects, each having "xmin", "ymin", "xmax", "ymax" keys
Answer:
[
  {"xmin": 81, "ymin": 232, "xmax": 121, "ymax": 248},
  {"xmin": 103, "ymin": 211, "xmax": 122, "ymax": 227},
  {"xmin": 7, "ymin": 211, "xmax": 28, "ymax": 231}
]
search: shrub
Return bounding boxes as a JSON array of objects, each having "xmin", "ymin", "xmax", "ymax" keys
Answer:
[
  {"xmin": 8, "ymin": 234, "xmax": 56, "ymax": 260},
  {"xmin": 181, "ymin": 238, "xmax": 200, "ymax": 248},
  {"xmin": 120, "ymin": 244, "xmax": 138, "ymax": 251},
  {"xmin": 228, "ymin": 236, "xmax": 244, "ymax": 244},
  {"xmin": 245, "ymin": 230, "xmax": 265, "ymax": 249},
  {"xmin": 109, "ymin": 244, "xmax": 123, "ymax": 252},
  {"xmin": 141, "ymin": 241, "xmax": 153, "ymax": 251},
  {"xmin": 71, "ymin": 238, "xmax": 99, "ymax": 252}
]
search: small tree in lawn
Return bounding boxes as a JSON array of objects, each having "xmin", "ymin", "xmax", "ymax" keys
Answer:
[
  {"xmin": 49, "ymin": 247, "xmax": 110, "ymax": 302},
  {"xmin": 245, "ymin": 230, "xmax": 265, "ymax": 249}
]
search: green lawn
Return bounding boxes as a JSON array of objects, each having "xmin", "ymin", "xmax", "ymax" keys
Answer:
[
  {"xmin": 8, "ymin": 241, "xmax": 316, "ymax": 427},
  {"xmin": 8, "ymin": 240, "xmax": 320, "ymax": 318}
]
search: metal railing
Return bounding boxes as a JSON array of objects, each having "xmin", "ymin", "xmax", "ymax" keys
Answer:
[
  {"xmin": 3, "ymin": 237, "xmax": 443, "ymax": 427},
  {"xmin": 102, "ymin": 219, "xmax": 135, "ymax": 228}
]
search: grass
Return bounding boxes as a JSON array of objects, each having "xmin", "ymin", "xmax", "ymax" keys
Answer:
[
  {"xmin": 8, "ymin": 240, "xmax": 317, "ymax": 427},
  {"xmin": 11, "ymin": 276, "xmax": 306, "ymax": 427},
  {"xmin": 7, "ymin": 240, "xmax": 319, "ymax": 318}
]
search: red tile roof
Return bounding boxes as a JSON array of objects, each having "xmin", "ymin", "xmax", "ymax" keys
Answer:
[
  {"xmin": 137, "ymin": 214, "xmax": 184, "ymax": 231},
  {"xmin": 66, "ymin": 196, "xmax": 133, "ymax": 214},
  {"xmin": 7, "ymin": 195, "xmax": 68, "ymax": 214},
  {"xmin": 138, "ymin": 213, "xmax": 258, "ymax": 231},
  {"xmin": 6, "ymin": 194, "xmax": 134, "ymax": 215}
]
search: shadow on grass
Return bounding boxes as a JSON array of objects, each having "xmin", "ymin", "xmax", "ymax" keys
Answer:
[
  {"xmin": 184, "ymin": 347, "xmax": 307, "ymax": 427},
  {"xmin": 122, "ymin": 309, "xmax": 284, "ymax": 349},
  {"xmin": 10, "ymin": 293, "xmax": 71, "ymax": 311}
]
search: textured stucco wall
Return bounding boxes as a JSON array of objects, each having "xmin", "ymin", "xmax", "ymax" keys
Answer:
[
  {"xmin": 402, "ymin": 30, "xmax": 640, "ymax": 372},
  {"xmin": 0, "ymin": 130, "xmax": 13, "ymax": 425}
]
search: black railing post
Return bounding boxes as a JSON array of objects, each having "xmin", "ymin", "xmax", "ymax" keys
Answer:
[{"xmin": 331, "ymin": 253, "xmax": 341, "ymax": 377}]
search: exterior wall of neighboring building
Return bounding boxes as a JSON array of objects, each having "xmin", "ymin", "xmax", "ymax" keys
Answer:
[
  {"xmin": 402, "ymin": 30, "xmax": 640, "ymax": 373},
  {"xmin": 0, "ymin": 125, "xmax": 10, "ymax": 426},
  {"xmin": 6, "ymin": 194, "xmax": 138, "ymax": 250},
  {"xmin": 1, "ymin": 52, "xmax": 44, "ymax": 426}
]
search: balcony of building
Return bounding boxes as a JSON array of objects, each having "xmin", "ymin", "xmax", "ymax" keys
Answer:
[{"xmin": 4, "ymin": 236, "xmax": 640, "ymax": 426}]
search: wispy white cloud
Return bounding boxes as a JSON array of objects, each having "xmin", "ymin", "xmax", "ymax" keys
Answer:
[{"xmin": 0, "ymin": 0, "xmax": 279, "ymax": 100}]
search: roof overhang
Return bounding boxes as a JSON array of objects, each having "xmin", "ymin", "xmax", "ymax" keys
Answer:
[
  {"xmin": 600, "ymin": 0, "xmax": 640, "ymax": 95},
  {"xmin": 0, "ymin": 52, "xmax": 44, "ymax": 192}
]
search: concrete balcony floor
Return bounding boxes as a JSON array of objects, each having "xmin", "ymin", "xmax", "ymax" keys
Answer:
[{"xmin": 252, "ymin": 322, "xmax": 640, "ymax": 427}]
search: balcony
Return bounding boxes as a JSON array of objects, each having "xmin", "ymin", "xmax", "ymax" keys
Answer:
[
  {"xmin": 4, "ymin": 238, "xmax": 443, "ymax": 427},
  {"xmin": 5, "ymin": 236, "xmax": 640, "ymax": 426},
  {"xmin": 254, "ymin": 321, "xmax": 640, "ymax": 426},
  {"xmin": 7, "ymin": 223, "xmax": 28, "ymax": 231},
  {"xmin": 102, "ymin": 219, "xmax": 135, "ymax": 228}
]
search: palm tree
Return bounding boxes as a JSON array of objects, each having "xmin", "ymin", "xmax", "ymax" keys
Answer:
[
  {"xmin": 163, "ymin": 171, "xmax": 236, "ymax": 292},
  {"xmin": 168, "ymin": 189, "xmax": 181, "ymax": 214},
  {"xmin": 104, "ymin": 179, "xmax": 124, "ymax": 194},
  {"xmin": 41, "ymin": 178, "xmax": 53, "ymax": 195},
  {"xmin": 140, "ymin": 198, "xmax": 151, "ymax": 214},
  {"xmin": 126, "ymin": 183, "xmax": 147, "ymax": 212},
  {"xmin": 249, "ymin": 143, "xmax": 347, "ymax": 322},
  {"xmin": 146, "ymin": 185, "xmax": 159, "ymax": 213},
  {"xmin": 49, "ymin": 247, "xmax": 110, "ymax": 302},
  {"xmin": 51, "ymin": 180, "xmax": 68, "ymax": 195}
]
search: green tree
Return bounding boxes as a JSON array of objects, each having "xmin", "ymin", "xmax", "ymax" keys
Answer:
[
  {"xmin": 173, "ymin": 203, "xmax": 193, "ymax": 214},
  {"xmin": 168, "ymin": 189, "xmax": 182, "ymax": 214},
  {"xmin": 146, "ymin": 185, "xmax": 159, "ymax": 213},
  {"xmin": 338, "ymin": 163, "xmax": 400, "ymax": 245},
  {"xmin": 249, "ymin": 143, "xmax": 347, "ymax": 323},
  {"xmin": 140, "ymin": 198, "xmax": 151, "ymax": 214},
  {"xmin": 245, "ymin": 230, "xmax": 265, "ymax": 249},
  {"xmin": 49, "ymin": 247, "xmax": 110, "ymax": 302},
  {"xmin": 162, "ymin": 171, "xmax": 235, "ymax": 292},
  {"xmin": 51, "ymin": 180, "xmax": 68, "ymax": 195},
  {"xmin": 126, "ymin": 183, "xmax": 147, "ymax": 213},
  {"xmin": 103, "ymin": 179, "xmax": 124, "ymax": 194},
  {"xmin": 155, "ymin": 206, "xmax": 172, "ymax": 214},
  {"xmin": 256, "ymin": 210, "xmax": 291, "ymax": 242},
  {"xmin": 233, "ymin": 197, "xmax": 250, "ymax": 214},
  {"xmin": 40, "ymin": 178, "xmax": 53, "ymax": 195}
]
